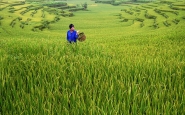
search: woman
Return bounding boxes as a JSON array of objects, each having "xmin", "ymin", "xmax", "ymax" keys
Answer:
[{"xmin": 66, "ymin": 24, "xmax": 79, "ymax": 43}]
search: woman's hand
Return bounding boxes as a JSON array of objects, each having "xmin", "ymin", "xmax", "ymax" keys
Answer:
[{"xmin": 77, "ymin": 30, "xmax": 80, "ymax": 35}]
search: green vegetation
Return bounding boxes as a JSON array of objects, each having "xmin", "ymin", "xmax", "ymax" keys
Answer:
[{"xmin": 1, "ymin": 0, "xmax": 185, "ymax": 114}]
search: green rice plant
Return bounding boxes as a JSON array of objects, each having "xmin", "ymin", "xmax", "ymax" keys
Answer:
[{"xmin": 1, "ymin": 34, "xmax": 185, "ymax": 114}]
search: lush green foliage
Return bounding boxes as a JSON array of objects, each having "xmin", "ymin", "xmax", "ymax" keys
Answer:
[{"xmin": 1, "ymin": 0, "xmax": 185, "ymax": 114}]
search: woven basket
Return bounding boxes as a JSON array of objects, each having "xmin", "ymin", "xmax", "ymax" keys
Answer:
[{"xmin": 77, "ymin": 32, "xmax": 86, "ymax": 42}]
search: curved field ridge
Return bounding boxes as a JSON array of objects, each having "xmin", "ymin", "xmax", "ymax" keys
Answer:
[{"xmin": 116, "ymin": 0, "xmax": 185, "ymax": 29}]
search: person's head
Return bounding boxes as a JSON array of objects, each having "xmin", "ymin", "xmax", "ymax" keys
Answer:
[{"xmin": 69, "ymin": 24, "xmax": 75, "ymax": 31}]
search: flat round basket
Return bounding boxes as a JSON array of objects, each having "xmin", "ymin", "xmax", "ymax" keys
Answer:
[{"xmin": 77, "ymin": 32, "xmax": 86, "ymax": 42}]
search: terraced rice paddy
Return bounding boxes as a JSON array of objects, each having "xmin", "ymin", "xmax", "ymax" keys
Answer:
[{"xmin": 1, "ymin": 0, "xmax": 185, "ymax": 114}]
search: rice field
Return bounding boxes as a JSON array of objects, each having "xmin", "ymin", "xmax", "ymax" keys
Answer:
[{"xmin": 1, "ymin": 0, "xmax": 185, "ymax": 114}]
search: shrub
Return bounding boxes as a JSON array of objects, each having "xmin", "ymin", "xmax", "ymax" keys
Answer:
[
  {"xmin": 61, "ymin": 12, "xmax": 73, "ymax": 17},
  {"xmin": 41, "ymin": 13, "xmax": 45, "ymax": 18},
  {"xmin": 132, "ymin": 8, "xmax": 140, "ymax": 12},
  {"xmin": 95, "ymin": 0, "xmax": 113, "ymax": 4},
  {"xmin": 145, "ymin": 13, "xmax": 157, "ymax": 19},
  {"xmin": 121, "ymin": 9, "xmax": 126, "ymax": 11},
  {"xmin": 68, "ymin": 7, "xmax": 85, "ymax": 12},
  {"xmin": 10, "ymin": 19, "xmax": 17, "ymax": 27},
  {"xmin": 160, "ymin": 0, "xmax": 174, "ymax": 4},
  {"xmin": 172, "ymin": 19, "xmax": 180, "ymax": 24},
  {"xmin": 154, "ymin": 8, "xmax": 179, "ymax": 15},
  {"xmin": 27, "ymin": 18, "xmax": 32, "ymax": 21},
  {"xmin": 170, "ymin": 6, "xmax": 181, "ymax": 10},
  {"xmin": 43, "ymin": 2, "xmax": 67, "ymax": 7},
  {"xmin": 81, "ymin": 2, "xmax": 88, "ymax": 9},
  {"xmin": 17, "ymin": 17, "xmax": 22, "ymax": 21},
  {"xmin": 121, "ymin": 9, "xmax": 134, "ymax": 15},
  {"xmin": 9, "ymin": 2, "xmax": 25, "ymax": 7},
  {"xmin": 9, "ymin": 7, "xmax": 15, "ymax": 13},
  {"xmin": 57, "ymin": 6, "xmax": 69, "ymax": 9},
  {"xmin": 141, "ymin": 5, "xmax": 153, "ymax": 9},
  {"xmin": 54, "ymin": 16, "xmax": 60, "ymax": 22},
  {"xmin": 11, "ymin": 21, "xmax": 16, "ymax": 28},
  {"xmin": 161, "ymin": 13, "xmax": 169, "ymax": 18},
  {"xmin": 135, "ymin": 18, "xmax": 144, "ymax": 22},
  {"xmin": 112, "ymin": 2, "xmax": 121, "ymax": 6},
  {"xmin": 32, "ymin": 25, "xmax": 46, "ymax": 31},
  {"xmin": 140, "ymin": 22, "xmax": 144, "ymax": 27},
  {"xmin": 153, "ymin": 22, "xmax": 159, "ymax": 29},
  {"xmin": 0, "ymin": 16, "xmax": 3, "ymax": 20},
  {"xmin": 122, "ymin": 18, "xmax": 128, "ymax": 22},
  {"xmin": 172, "ymin": 3, "xmax": 185, "ymax": 6},
  {"xmin": 20, "ymin": 24, "xmax": 24, "ymax": 29},
  {"xmin": 163, "ymin": 20, "xmax": 171, "ymax": 27}
]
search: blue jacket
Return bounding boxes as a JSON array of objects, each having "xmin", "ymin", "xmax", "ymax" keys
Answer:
[{"xmin": 67, "ymin": 30, "xmax": 78, "ymax": 42}]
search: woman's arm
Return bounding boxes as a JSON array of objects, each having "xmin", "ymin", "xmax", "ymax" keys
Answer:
[{"xmin": 75, "ymin": 31, "xmax": 78, "ymax": 40}]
